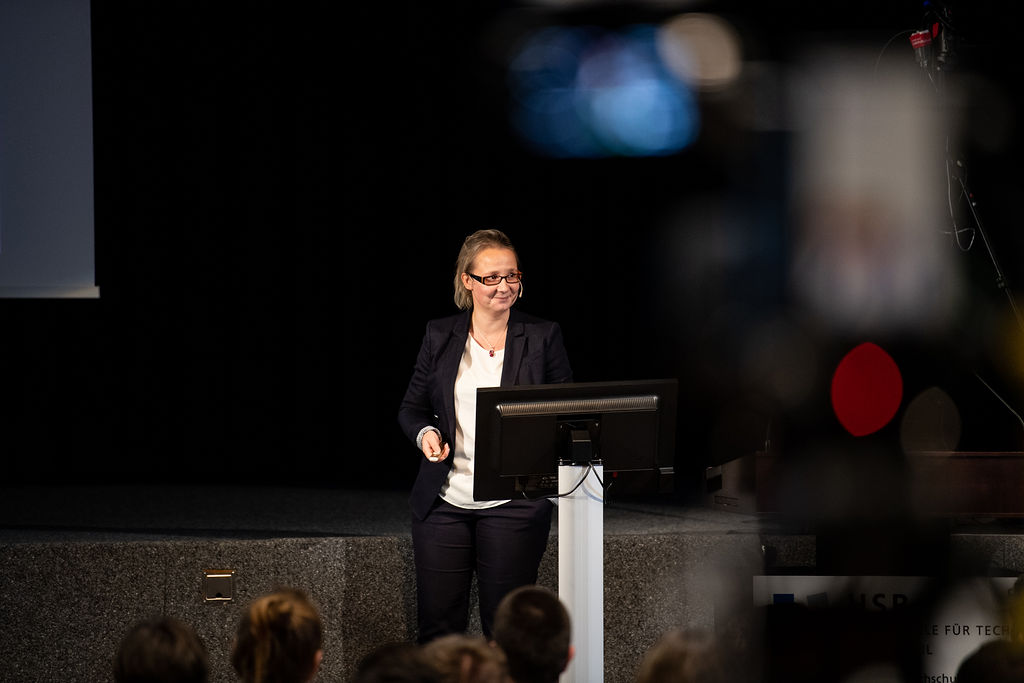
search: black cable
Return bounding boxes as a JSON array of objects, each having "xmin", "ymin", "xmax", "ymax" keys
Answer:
[
  {"xmin": 515, "ymin": 462, "xmax": 595, "ymax": 501},
  {"xmin": 548, "ymin": 463, "xmax": 594, "ymax": 499}
]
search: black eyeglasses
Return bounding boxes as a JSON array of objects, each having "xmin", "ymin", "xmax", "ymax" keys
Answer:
[{"xmin": 467, "ymin": 271, "xmax": 522, "ymax": 286}]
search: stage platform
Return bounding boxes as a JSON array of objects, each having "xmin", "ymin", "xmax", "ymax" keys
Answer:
[{"xmin": 1, "ymin": 485, "xmax": 1023, "ymax": 682}]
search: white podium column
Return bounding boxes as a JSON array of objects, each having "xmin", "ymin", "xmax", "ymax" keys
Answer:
[{"xmin": 558, "ymin": 463, "xmax": 604, "ymax": 683}]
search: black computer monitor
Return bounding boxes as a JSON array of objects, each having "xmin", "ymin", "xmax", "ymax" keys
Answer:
[{"xmin": 473, "ymin": 379, "xmax": 678, "ymax": 501}]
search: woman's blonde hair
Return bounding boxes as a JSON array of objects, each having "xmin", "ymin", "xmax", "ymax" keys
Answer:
[
  {"xmin": 231, "ymin": 588, "xmax": 323, "ymax": 683},
  {"xmin": 453, "ymin": 229, "xmax": 518, "ymax": 311}
]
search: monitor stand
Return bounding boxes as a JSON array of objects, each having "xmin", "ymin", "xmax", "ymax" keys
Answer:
[{"xmin": 558, "ymin": 462, "xmax": 604, "ymax": 683}]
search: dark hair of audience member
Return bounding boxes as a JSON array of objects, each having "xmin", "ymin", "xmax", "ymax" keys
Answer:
[
  {"xmin": 353, "ymin": 641, "xmax": 441, "ymax": 683},
  {"xmin": 956, "ymin": 639, "xmax": 1024, "ymax": 683},
  {"xmin": 421, "ymin": 634, "xmax": 507, "ymax": 683},
  {"xmin": 113, "ymin": 616, "xmax": 208, "ymax": 683},
  {"xmin": 492, "ymin": 585, "xmax": 571, "ymax": 683},
  {"xmin": 231, "ymin": 588, "xmax": 323, "ymax": 683},
  {"xmin": 634, "ymin": 628, "xmax": 726, "ymax": 683}
]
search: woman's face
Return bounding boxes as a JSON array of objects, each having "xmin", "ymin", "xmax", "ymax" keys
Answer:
[{"xmin": 462, "ymin": 247, "xmax": 520, "ymax": 316}]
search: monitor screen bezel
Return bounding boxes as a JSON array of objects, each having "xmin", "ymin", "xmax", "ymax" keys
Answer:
[{"xmin": 473, "ymin": 378, "xmax": 678, "ymax": 501}]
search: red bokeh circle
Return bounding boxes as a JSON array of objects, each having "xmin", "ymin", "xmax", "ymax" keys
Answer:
[{"xmin": 830, "ymin": 342, "xmax": 903, "ymax": 437}]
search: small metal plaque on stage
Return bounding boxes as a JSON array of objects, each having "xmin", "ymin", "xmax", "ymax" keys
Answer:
[{"xmin": 203, "ymin": 569, "xmax": 235, "ymax": 602}]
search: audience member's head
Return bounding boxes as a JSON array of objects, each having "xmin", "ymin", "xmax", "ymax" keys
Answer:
[
  {"xmin": 421, "ymin": 634, "xmax": 507, "ymax": 683},
  {"xmin": 956, "ymin": 639, "xmax": 1024, "ymax": 683},
  {"xmin": 491, "ymin": 586, "xmax": 571, "ymax": 683},
  {"xmin": 353, "ymin": 641, "xmax": 441, "ymax": 683},
  {"xmin": 113, "ymin": 616, "xmax": 208, "ymax": 683},
  {"xmin": 634, "ymin": 629, "xmax": 726, "ymax": 683},
  {"xmin": 231, "ymin": 588, "xmax": 323, "ymax": 683}
]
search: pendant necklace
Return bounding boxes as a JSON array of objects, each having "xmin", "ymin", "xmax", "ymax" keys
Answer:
[{"xmin": 476, "ymin": 329, "xmax": 504, "ymax": 357}]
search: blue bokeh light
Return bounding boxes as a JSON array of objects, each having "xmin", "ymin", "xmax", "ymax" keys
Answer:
[{"xmin": 507, "ymin": 24, "xmax": 699, "ymax": 158}]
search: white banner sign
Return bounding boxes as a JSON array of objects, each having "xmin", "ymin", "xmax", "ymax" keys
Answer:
[{"xmin": 753, "ymin": 575, "xmax": 1016, "ymax": 680}]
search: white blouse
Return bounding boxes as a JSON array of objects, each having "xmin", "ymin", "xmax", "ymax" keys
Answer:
[{"xmin": 439, "ymin": 332, "xmax": 509, "ymax": 509}]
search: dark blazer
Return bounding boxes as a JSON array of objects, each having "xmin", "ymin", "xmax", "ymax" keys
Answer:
[{"xmin": 398, "ymin": 309, "xmax": 573, "ymax": 520}]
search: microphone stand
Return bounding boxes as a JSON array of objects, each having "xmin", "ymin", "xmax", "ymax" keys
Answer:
[
  {"xmin": 920, "ymin": 1, "xmax": 1023, "ymax": 332},
  {"xmin": 949, "ymin": 157, "xmax": 1024, "ymax": 335},
  {"xmin": 949, "ymin": 156, "xmax": 1024, "ymax": 444},
  {"xmin": 919, "ymin": 0, "xmax": 1024, "ymax": 442}
]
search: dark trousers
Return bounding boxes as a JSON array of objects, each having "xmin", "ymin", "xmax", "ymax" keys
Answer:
[{"xmin": 411, "ymin": 497, "xmax": 553, "ymax": 643}]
